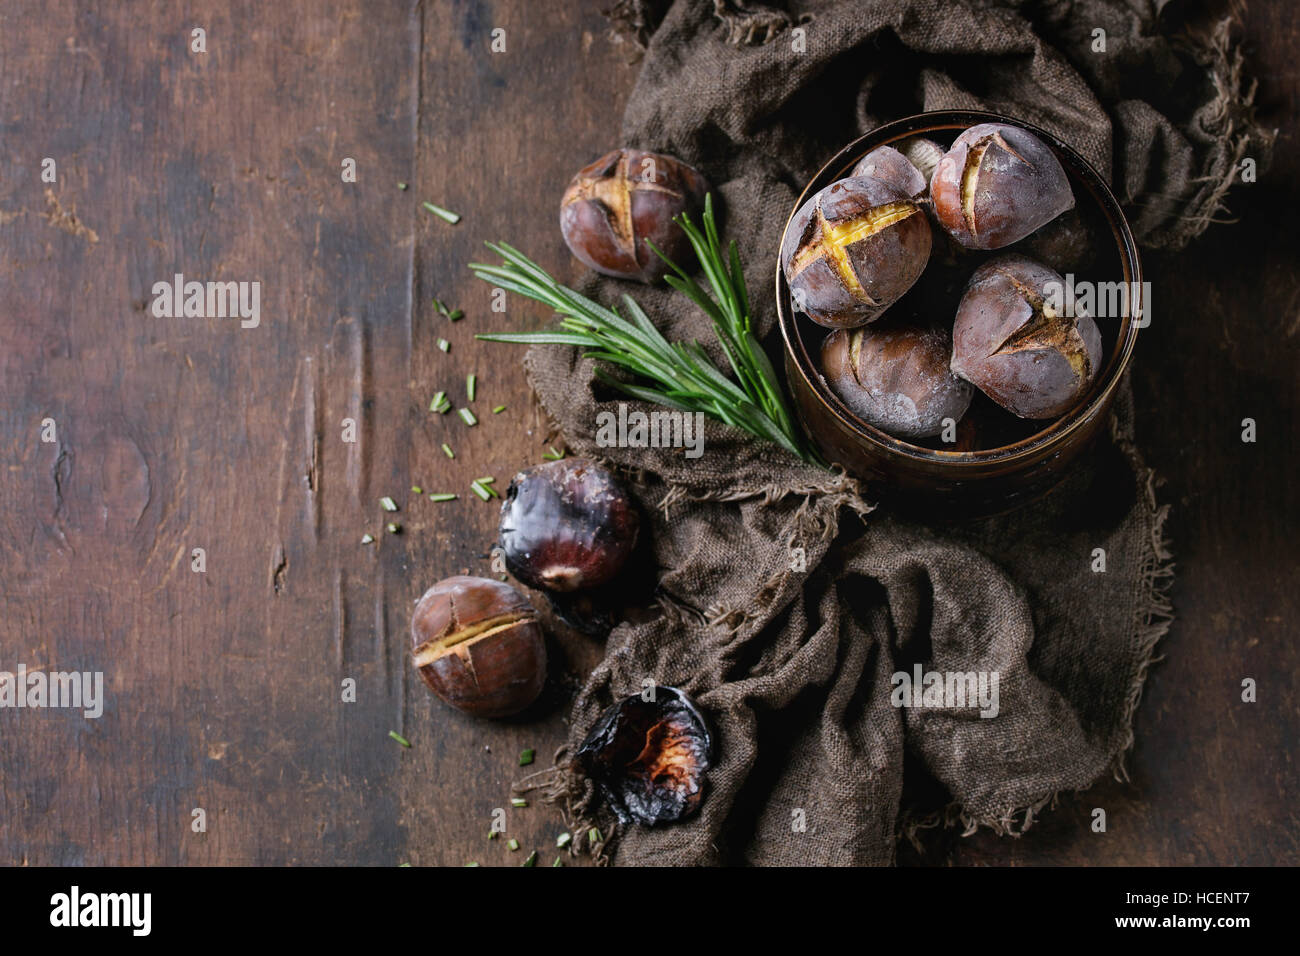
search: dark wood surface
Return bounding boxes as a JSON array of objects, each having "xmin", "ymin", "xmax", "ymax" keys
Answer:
[{"xmin": 1, "ymin": 1, "xmax": 1294, "ymax": 866}]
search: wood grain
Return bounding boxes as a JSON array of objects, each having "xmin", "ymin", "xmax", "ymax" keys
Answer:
[{"xmin": 0, "ymin": 0, "xmax": 1294, "ymax": 866}]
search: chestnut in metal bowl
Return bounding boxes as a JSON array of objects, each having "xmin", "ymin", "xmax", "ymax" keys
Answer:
[{"xmin": 775, "ymin": 111, "xmax": 1143, "ymax": 515}]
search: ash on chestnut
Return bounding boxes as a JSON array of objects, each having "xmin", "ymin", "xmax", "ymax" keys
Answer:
[
  {"xmin": 410, "ymin": 576, "xmax": 547, "ymax": 718},
  {"xmin": 781, "ymin": 176, "xmax": 931, "ymax": 329},
  {"xmin": 576, "ymin": 686, "xmax": 713, "ymax": 826},
  {"xmin": 498, "ymin": 458, "xmax": 639, "ymax": 594},
  {"xmin": 950, "ymin": 255, "xmax": 1102, "ymax": 419},
  {"xmin": 822, "ymin": 321, "xmax": 973, "ymax": 441},
  {"xmin": 560, "ymin": 148, "xmax": 709, "ymax": 283},
  {"xmin": 930, "ymin": 123, "xmax": 1074, "ymax": 250}
]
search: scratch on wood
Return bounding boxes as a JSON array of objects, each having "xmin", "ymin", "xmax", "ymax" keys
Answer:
[
  {"xmin": 43, "ymin": 188, "xmax": 99, "ymax": 243},
  {"xmin": 304, "ymin": 356, "xmax": 321, "ymax": 538},
  {"xmin": 334, "ymin": 568, "xmax": 346, "ymax": 669},
  {"xmin": 271, "ymin": 543, "xmax": 288, "ymax": 595}
]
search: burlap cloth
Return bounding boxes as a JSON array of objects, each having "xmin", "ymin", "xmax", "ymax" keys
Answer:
[{"xmin": 516, "ymin": 0, "xmax": 1270, "ymax": 865}]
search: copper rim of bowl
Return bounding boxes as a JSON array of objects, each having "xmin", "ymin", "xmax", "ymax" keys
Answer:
[{"xmin": 776, "ymin": 110, "xmax": 1143, "ymax": 466}]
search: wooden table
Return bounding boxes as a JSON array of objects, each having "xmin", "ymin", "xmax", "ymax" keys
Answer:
[{"xmin": 1, "ymin": 1, "xmax": 1295, "ymax": 866}]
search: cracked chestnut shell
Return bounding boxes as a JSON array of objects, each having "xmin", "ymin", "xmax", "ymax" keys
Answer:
[
  {"xmin": 931, "ymin": 123, "xmax": 1074, "ymax": 250},
  {"xmin": 560, "ymin": 148, "xmax": 709, "ymax": 283},
  {"xmin": 781, "ymin": 176, "xmax": 931, "ymax": 329},
  {"xmin": 410, "ymin": 576, "xmax": 546, "ymax": 718},
  {"xmin": 576, "ymin": 686, "xmax": 713, "ymax": 826},
  {"xmin": 822, "ymin": 322, "xmax": 973, "ymax": 440},
  {"xmin": 499, "ymin": 458, "xmax": 639, "ymax": 594},
  {"xmin": 950, "ymin": 255, "xmax": 1102, "ymax": 419}
]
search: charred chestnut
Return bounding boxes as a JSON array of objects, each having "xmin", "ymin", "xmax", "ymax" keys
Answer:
[
  {"xmin": 781, "ymin": 176, "xmax": 931, "ymax": 329},
  {"xmin": 560, "ymin": 148, "xmax": 709, "ymax": 283},
  {"xmin": 930, "ymin": 123, "xmax": 1074, "ymax": 250},
  {"xmin": 499, "ymin": 458, "xmax": 639, "ymax": 593},
  {"xmin": 576, "ymin": 686, "xmax": 713, "ymax": 826},
  {"xmin": 851, "ymin": 145, "xmax": 927, "ymax": 199},
  {"xmin": 822, "ymin": 322, "xmax": 973, "ymax": 440},
  {"xmin": 410, "ymin": 576, "xmax": 546, "ymax": 718},
  {"xmin": 950, "ymin": 255, "xmax": 1102, "ymax": 419}
]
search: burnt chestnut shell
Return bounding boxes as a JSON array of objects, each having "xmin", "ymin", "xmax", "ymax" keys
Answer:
[
  {"xmin": 410, "ymin": 576, "xmax": 547, "ymax": 718},
  {"xmin": 560, "ymin": 148, "xmax": 710, "ymax": 283},
  {"xmin": 499, "ymin": 458, "xmax": 639, "ymax": 593},
  {"xmin": 576, "ymin": 686, "xmax": 713, "ymax": 826},
  {"xmin": 930, "ymin": 123, "xmax": 1074, "ymax": 250},
  {"xmin": 950, "ymin": 255, "xmax": 1103, "ymax": 419},
  {"xmin": 780, "ymin": 176, "xmax": 931, "ymax": 329}
]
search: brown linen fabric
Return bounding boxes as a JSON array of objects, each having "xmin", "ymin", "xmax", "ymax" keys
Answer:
[{"xmin": 515, "ymin": 0, "xmax": 1267, "ymax": 865}]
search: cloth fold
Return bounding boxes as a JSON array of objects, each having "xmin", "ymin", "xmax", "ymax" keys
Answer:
[{"xmin": 519, "ymin": 0, "xmax": 1265, "ymax": 865}]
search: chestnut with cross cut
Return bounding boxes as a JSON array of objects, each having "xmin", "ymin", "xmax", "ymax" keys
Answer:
[
  {"xmin": 930, "ymin": 123, "xmax": 1074, "ymax": 250},
  {"xmin": 410, "ymin": 576, "xmax": 546, "ymax": 718},
  {"xmin": 950, "ymin": 255, "xmax": 1102, "ymax": 419},
  {"xmin": 780, "ymin": 176, "xmax": 931, "ymax": 329},
  {"xmin": 560, "ymin": 148, "xmax": 710, "ymax": 283}
]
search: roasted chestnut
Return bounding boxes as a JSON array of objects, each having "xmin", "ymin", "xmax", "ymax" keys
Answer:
[
  {"xmin": 851, "ymin": 145, "xmax": 927, "ymax": 199},
  {"xmin": 894, "ymin": 136, "xmax": 946, "ymax": 185},
  {"xmin": 576, "ymin": 686, "xmax": 713, "ymax": 826},
  {"xmin": 499, "ymin": 458, "xmax": 639, "ymax": 594},
  {"xmin": 950, "ymin": 255, "xmax": 1102, "ymax": 419},
  {"xmin": 930, "ymin": 123, "xmax": 1074, "ymax": 250},
  {"xmin": 560, "ymin": 148, "xmax": 709, "ymax": 283},
  {"xmin": 821, "ymin": 322, "xmax": 973, "ymax": 440},
  {"xmin": 781, "ymin": 176, "xmax": 931, "ymax": 329},
  {"xmin": 410, "ymin": 576, "xmax": 546, "ymax": 718}
]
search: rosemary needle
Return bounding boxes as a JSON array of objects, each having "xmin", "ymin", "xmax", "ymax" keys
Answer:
[
  {"xmin": 427, "ymin": 493, "xmax": 457, "ymax": 502},
  {"xmin": 389, "ymin": 731, "xmax": 411, "ymax": 748},
  {"xmin": 422, "ymin": 201, "xmax": 461, "ymax": 225}
]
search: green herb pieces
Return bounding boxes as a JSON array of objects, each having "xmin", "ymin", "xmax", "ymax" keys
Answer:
[
  {"xmin": 465, "ymin": 861, "xmax": 479, "ymax": 867},
  {"xmin": 360, "ymin": 533, "xmax": 375, "ymax": 545},
  {"xmin": 507, "ymin": 838, "xmax": 520, "ymax": 852},
  {"xmin": 422, "ymin": 201, "xmax": 461, "ymax": 225},
  {"xmin": 470, "ymin": 481, "xmax": 491, "ymax": 501},
  {"xmin": 430, "ymin": 391, "xmax": 450, "ymax": 413},
  {"xmin": 588, "ymin": 827, "xmax": 602, "ymax": 845},
  {"xmin": 385, "ymin": 522, "xmax": 401, "ymax": 534},
  {"xmin": 510, "ymin": 797, "xmax": 528, "ymax": 808},
  {"xmin": 492, "ymin": 405, "xmax": 506, "ymax": 414},
  {"xmin": 542, "ymin": 446, "xmax": 565, "ymax": 461},
  {"xmin": 410, "ymin": 485, "xmax": 423, "ymax": 495},
  {"xmin": 442, "ymin": 443, "xmax": 455, "ymax": 459},
  {"xmin": 555, "ymin": 832, "xmax": 572, "ymax": 849},
  {"xmin": 379, "ymin": 496, "xmax": 398, "ymax": 512},
  {"xmin": 471, "ymin": 194, "xmax": 814, "ymax": 463},
  {"xmin": 552, "ymin": 856, "xmax": 563, "ymax": 867},
  {"xmin": 427, "ymin": 493, "xmax": 457, "ymax": 502},
  {"xmin": 434, "ymin": 298, "xmax": 449, "ymax": 316},
  {"xmin": 397, "ymin": 182, "xmax": 408, "ymax": 191},
  {"xmin": 389, "ymin": 731, "xmax": 411, "ymax": 748},
  {"xmin": 448, "ymin": 309, "xmax": 464, "ymax": 322},
  {"xmin": 437, "ymin": 338, "xmax": 450, "ymax": 353},
  {"xmin": 488, "ymin": 830, "xmax": 499, "ymax": 840},
  {"xmin": 519, "ymin": 748, "xmax": 535, "ymax": 766},
  {"xmin": 522, "ymin": 850, "xmax": 538, "ymax": 867},
  {"xmin": 466, "ymin": 374, "xmax": 477, "ymax": 402},
  {"xmin": 458, "ymin": 408, "xmax": 478, "ymax": 427}
]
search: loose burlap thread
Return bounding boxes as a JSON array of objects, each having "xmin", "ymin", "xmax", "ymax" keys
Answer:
[{"xmin": 516, "ymin": 0, "xmax": 1270, "ymax": 865}]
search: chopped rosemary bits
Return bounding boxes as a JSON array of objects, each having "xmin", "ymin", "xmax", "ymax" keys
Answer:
[
  {"xmin": 388, "ymin": 731, "xmax": 411, "ymax": 748},
  {"xmin": 385, "ymin": 522, "xmax": 401, "ymax": 534},
  {"xmin": 458, "ymin": 408, "xmax": 478, "ymax": 427},
  {"xmin": 448, "ymin": 309, "xmax": 463, "ymax": 321},
  {"xmin": 492, "ymin": 405, "xmax": 506, "ymax": 414},
  {"xmin": 552, "ymin": 856, "xmax": 563, "ymax": 867},
  {"xmin": 422, "ymin": 200, "xmax": 461, "ymax": 224},
  {"xmin": 510, "ymin": 797, "xmax": 528, "ymax": 808},
  {"xmin": 465, "ymin": 861, "xmax": 479, "ymax": 867},
  {"xmin": 430, "ymin": 391, "xmax": 447, "ymax": 411},
  {"xmin": 379, "ymin": 496, "xmax": 398, "ymax": 512},
  {"xmin": 488, "ymin": 830, "xmax": 498, "ymax": 840},
  {"xmin": 470, "ymin": 481, "xmax": 491, "ymax": 501},
  {"xmin": 433, "ymin": 298, "xmax": 449, "ymax": 315},
  {"xmin": 411, "ymin": 485, "xmax": 423, "ymax": 494},
  {"xmin": 397, "ymin": 182, "xmax": 408, "ymax": 191},
  {"xmin": 543, "ymin": 447, "xmax": 565, "ymax": 460},
  {"xmin": 507, "ymin": 838, "xmax": 520, "ymax": 852},
  {"xmin": 519, "ymin": 748, "xmax": 535, "ymax": 766},
  {"xmin": 360, "ymin": 533, "xmax": 375, "ymax": 545},
  {"xmin": 555, "ymin": 832, "xmax": 572, "ymax": 848},
  {"xmin": 466, "ymin": 374, "xmax": 477, "ymax": 402},
  {"xmin": 427, "ymin": 493, "xmax": 457, "ymax": 502},
  {"xmin": 588, "ymin": 827, "xmax": 602, "ymax": 845},
  {"xmin": 437, "ymin": 338, "xmax": 450, "ymax": 353},
  {"xmin": 521, "ymin": 850, "xmax": 538, "ymax": 867},
  {"xmin": 442, "ymin": 443, "xmax": 455, "ymax": 459}
]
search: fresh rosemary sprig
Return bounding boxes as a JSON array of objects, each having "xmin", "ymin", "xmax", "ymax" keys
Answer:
[{"xmin": 470, "ymin": 195, "xmax": 813, "ymax": 463}]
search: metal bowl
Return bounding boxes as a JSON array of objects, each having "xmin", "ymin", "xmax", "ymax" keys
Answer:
[{"xmin": 776, "ymin": 110, "xmax": 1143, "ymax": 516}]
